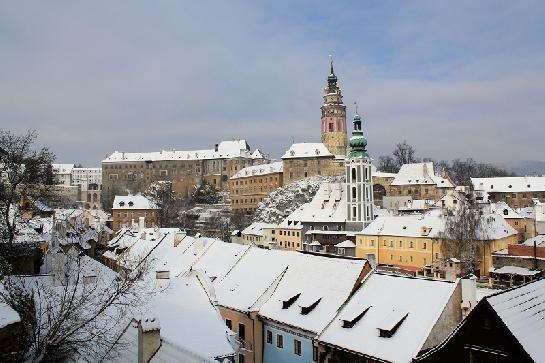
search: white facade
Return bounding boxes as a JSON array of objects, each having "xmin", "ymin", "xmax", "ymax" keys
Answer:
[
  {"xmin": 71, "ymin": 167, "xmax": 102, "ymax": 187},
  {"xmin": 345, "ymin": 157, "xmax": 374, "ymax": 230}
]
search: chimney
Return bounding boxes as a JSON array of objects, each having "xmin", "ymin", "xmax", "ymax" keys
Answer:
[
  {"xmin": 138, "ymin": 315, "xmax": 161, "ymax": 363},
  {"xmin": 215, "ymin": 143, "xmax": 219, "ymax": 152},
  {"xmin": 461, "ymin": 274, "xmax": 477, "ymax": 318},
  {"xmin": 139, "ymin": 216, "xmax": 145, "ymax": 232}
]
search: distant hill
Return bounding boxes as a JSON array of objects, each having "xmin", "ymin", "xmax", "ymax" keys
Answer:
[{"xmin": 496, "ymin": 160, "xmax": 545, "ymax": 176}]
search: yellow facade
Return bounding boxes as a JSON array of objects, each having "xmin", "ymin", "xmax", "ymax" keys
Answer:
[
  {"xmin": 321, "ymin": 132, "xmax": 347, "ymax": 157},
  {"xmin": 356, "ymin": 233, "xmax": 519, "ymax": 276},
  {"xmin": 275, "ymin": 227, "xmax": 304, "ymax": 251},
  {"xmin": 230, "ymin": 171, "xmax": 283, "ymax": 213}
]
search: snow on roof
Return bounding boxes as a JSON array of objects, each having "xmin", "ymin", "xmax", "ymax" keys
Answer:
[
  {"xmin": 391, "ymin": 162, "xmax": 453, "ymax": 188},
  {"xmin": 492, "ymin": 202, "xmax": 523, "ymax": 219},
  {"xmin": 486, "ymin": 279, "xmax": 545, "ymax": 362},
  {"xmin": 52, "ymin": 163, "xmax": 75, "ymax": 174},
  {"xmin": 241, "ymin": 222, "xmax": 277, "ymax": 237},
  {"xmin": 114, "ymin": 275, "xmax": 236, "ymax": 361},
  {"xmin": 309, "ymin": 241, "xmax": 322, "ymax": 246},
  {"xmin": 471, "ymin": 176, "xmax": 545, "ymax": 193},
  {"xmin": 102, "ymin": 140, "xmax": 252, "ymax": 163},
  {"xmin": 318, "ymin": 273, "xmax": 458, "ymax": 362},
  {"xmin": 489, "ymin": 266, "xmax": 541, "ymax": 276},
  {"xmin": 215, "ymin": 247, "xmax": 294, "ymax": 312},
  {"xmin": 258, "ymin": 254, "xmax": 367, "ymax": 334},
  {"xmin": 189, "ymin": 242, "xmax": 250, "ymax": 282},
  {"xmin": 360, "ymin": 209, "xmax": 517, "ymax": 240},
  {"xmin": 398, "ymin": 199, "xmax": 435, "ymax": 211},
  {"xmin": 0, "ymin": 300, "xmax": 20, "ymax": 329},
  {"xmin": 251, "ymin": 149, "xmax": 264, "ymax": 159},
  {"xmin": 279, "ymin": 182, "xmax": 346, "ymax": 226},
  {"xmin": 335, "ymin": 240, "xmax": 356, "ymax": 248},
  {"xmin": 522, "ymin": 234, "xmax": 545, "ymax": 247},
  {"xmin": 281, "ymin": 143, "xmax": 333, "ymax": 159},
  {"xmin": 230, "ymin": 161, "xmax": 282, "ymax": 179},
  {"xmin": 112, "ymin": 195, "xmax": 158, "ymax": 210}
]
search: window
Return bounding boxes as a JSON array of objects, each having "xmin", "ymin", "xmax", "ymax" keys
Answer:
[
  {"xmin": 422, "ymin": 242, "xmax": 427, "ymax": 250},
  {"xmin": 399, "ymin": 255, "xmax": 402, "ymax": 262},
  {"xmin": 399, "ymin": 241, "xmax": 402, "ymax": 248},
  {"xmin": 409, "ymin": 241, "xmax": 414, "ymax": 248},
  {"xmin": 238, "ymin": 323, "xmax": 245, "ymax": 340},
  {"xmin": 277, "ymin": 334, "xmax": 284, "ymax": 348},
  {"xmin": 294, "ymin": 339, "xmax": 302, "ymax": 356},
  {"xmin": 225, "ymin": 319, "xmax": 232, "ymax": 330},
  {"xmin": 266, "ymin": 330, "xmax": 273, "ymax": 344}
]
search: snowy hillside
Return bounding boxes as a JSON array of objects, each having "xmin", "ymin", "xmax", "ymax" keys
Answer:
[{"xmin": 253, "ymin": 176, "xmax": 345, "ymax": 224}]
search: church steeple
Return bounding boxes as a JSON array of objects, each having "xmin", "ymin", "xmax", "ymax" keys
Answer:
[
  {"xmin": 348, "ymin": 102, "xmax": 368, "ymax": 158},
  {"xmin": 320, "ymin": 55, "xmax": 347, "ymax": 156}
]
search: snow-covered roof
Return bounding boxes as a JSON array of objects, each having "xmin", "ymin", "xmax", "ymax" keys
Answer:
[
  {"xmin": 241, "ymin": 222, "xmax": 277, "ymax": 237},
  {"xmin": 231, "ymin": 161, "xmax": 282, "ymax": 179},
  {"xmin": 281, "ymin": 143, "xmax": 333, "ymax": 159},
  {"xmin": 486, "ymin": 279, "xmax": 545, "ymax": 362},
  {"xmin": 318, "ymin": 273, "xmax": 459, "ymax": 362},
  {"xmin": 258, "ymin": 254, "xmax": 367, "ymax": 334},
  {"xmin": 492, "ymin": 202, "xmax": 523, "ymax": 219},
  {"xmin": 360, "ymin": 209, "xmax": 517, "ymax": 240},
  {"xmin": 189, "ymin": 242, "xmax": 250, "ymax": 282},
  {"xmin": 114, "ymin": 275, "xmax": 236, "ymax": 362},
  {"xmin": 215, "ymin": 247, "xmax": 293, "ymax": 312},
  {"xmin": 522, "ymin": 234, "xmax": 545, "ymax": 247},
  {"xmin": 398, "ymin": 199, "xmax": 435, "ymax": 211},
  {"xmin": 489, "ymin": 266, "xmax": 541, "ymax": 276},
  {"xmin": 102, "ymin": 140, "xmax": 252, "ymax": 163},
  {"xmin": 112, "ymin": 195, "xmax": 158, "ymax": 210},
  {"xmin": 279, "ymin": 182, "xmax": 346, "ymax": 226},
  {"xmin": 471, "ymin": 176, "xmax": 545, "ymax": 193},
  {"xmin": 251, "ymin": 149, "xmax": 264, "ymax": 159},
  {"xmin": 309, "ymin": 241, "xmax": 322, "ymax": 246},
  {"xmin": 391, "ymin": 162, "xmax": 453, "ymax": 188},
  {"xmin": 335, "ymin": 240, "xmax": 356, "ymax": 248},
  {"xmin": 0, "ymin": 300, "xmax": 20, "ymax": 328},
  {"xmin": 52, "ymin": 163, "xmax": 75, "ymax": 174}
]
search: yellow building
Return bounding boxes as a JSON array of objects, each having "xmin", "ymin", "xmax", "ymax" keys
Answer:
[
  {"xmin": 356, "ymin": 209, "xmax": 519, "ymax": 276},
  {"xmin": 273, "ymin": 221, "xmax": 304, "ymax": 251},
  {"xmin": 229, "ymin": 161, "xmax": 283, "ymax": 213}
]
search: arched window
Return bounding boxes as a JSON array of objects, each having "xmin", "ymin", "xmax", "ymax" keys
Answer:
[{"xmin": 351, "ymin": 168, "xmax": 356, "ymax": 180}]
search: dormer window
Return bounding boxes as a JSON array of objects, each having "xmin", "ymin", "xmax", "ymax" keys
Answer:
[
  {"xmin": 377, "ymin": 309, "xmax": 409, "ymax": 338},
  {"xmin": 342, "ymin": 306, "xmax": 372, "ymax": 328},
  {"xmin": 301, "ymin": 298, "xmax": 322, "ymax": 315},
  {"xmin": 282, "ymin": 293, "xmax": 301, "ymax": 309},
  {"xmin": 119, "ymin": 201, "xmax": 125, "ymax": 207},
  {"xmin": 128, "ymin": 201, "xmax": 134, "ymax": 207},
  {"xmin": 503, "ymin": 209, "xmax": 508, "ymax": 216}
]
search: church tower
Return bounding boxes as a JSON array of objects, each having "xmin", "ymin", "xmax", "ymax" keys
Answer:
[
  {"xmin": 320, "ymin": 56, "xmax": 348, "ymax": 156},
  {"xmin": 345, "ymin": 103, "xmax": 374, "ymax": 231}
]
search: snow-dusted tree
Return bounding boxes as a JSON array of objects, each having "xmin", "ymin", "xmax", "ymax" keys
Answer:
[
  {"xmin": 0, "ymin": 248, "xmax": 154, "ymax": 362},
  {"xmin": 392, "ymin": 140, "xmax": 418, "ymax": 167},
  {"xmin": 191, "ymin": 180, "xmax": 221, "ymax": 205},
  {"xmin": 143, "ymin": 181, "xmax": 190, "ymax": 227}
]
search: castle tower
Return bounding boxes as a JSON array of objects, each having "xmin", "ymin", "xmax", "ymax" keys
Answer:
[
  {"xmin": 320, "ymin": 56, "xmax": 348, "ymax": 156},
  {"xmin": 345, "ymin": 103, "xmax": 374, "ymax": 231}
]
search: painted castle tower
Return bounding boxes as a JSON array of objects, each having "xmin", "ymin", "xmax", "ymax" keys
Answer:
[
  {"xmin": 320, "ymin": 56, "xmax": 348, "ymax": 156},
  {"xmin": 345, "ymin": 104, "xmax": 374, "ymax": 231}
]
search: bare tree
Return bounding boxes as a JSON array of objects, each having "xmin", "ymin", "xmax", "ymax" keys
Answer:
[
  {"xmin": 440, "ymin": 196, "xmax": 488, "ymax": 275},
  {"xmin": 376, "ymin": 155, "xmax": 399, "ymax": 173},
  {"xmin": 0, "ymin": 130, "xmax": 55, "ymax": 246},
  {"xmin": 392, "ymin": 140, "xmax": 418, "ymax": 167},
  {"xmin": 0, "ymin": 248, "xmax": 154, "ymax": 362}
]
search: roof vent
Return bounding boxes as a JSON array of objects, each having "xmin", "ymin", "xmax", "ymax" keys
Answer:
[
  {"xmin": 342, "ymin": 306, "xmax": 372, "ymax": 328},
  {"xmin": 377, "ymin": 309, "xmax": 409, "ymax": 338},
  {"xmin": 282, "ymin": 293, "xmax": 301, "ymax": 309},
  {"xmin": 301, "ymin": 298, "xmax": 322, "ymax": 315}
]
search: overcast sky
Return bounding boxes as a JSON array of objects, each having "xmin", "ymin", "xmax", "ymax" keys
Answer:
[{"xmin": 1, "ymin": 1, "xmax": 544, "ymax": 166}]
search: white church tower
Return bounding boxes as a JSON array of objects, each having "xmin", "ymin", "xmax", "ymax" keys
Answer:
[{"xmin": 345, "ymin": 103, "xmax": 374, "ymax": 231}]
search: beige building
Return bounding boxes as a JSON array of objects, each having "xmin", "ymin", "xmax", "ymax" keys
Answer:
[
  {"xmin": 472, "ymin": 176, "xmax": 545, "ymax": 208},
  {"xmin": 356, "ymin": 209, "xmax": 519, "ymax": 277},
  {"xmin": 235, "ymin": 222, "xmax": 277, "ymax": 247},
  {"xmin": 101, "ymin": 140, "xmax": 266, "ymax": 207},
  {"xmin": 389, "ymin": 162, "xmax": 455, "ymax": 201},
  {"xmin": 229, "ymin": 161, "xmax": 283, "ymax": 213},
  {"xmin": 273, "ymin": 220, "xmax": 304, "ymax": 251},
  {"xmin": 281, "ymin": 143, "xmax": 344, "ymax": 185},
  {"xmin": 111, "ymin": 195, "xmax": 159, "ymax": 232}
]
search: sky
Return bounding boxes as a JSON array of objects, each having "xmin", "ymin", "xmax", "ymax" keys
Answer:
[{"xmin": 1, "ymin": 1, "xmax": 544, "ymax": 166}]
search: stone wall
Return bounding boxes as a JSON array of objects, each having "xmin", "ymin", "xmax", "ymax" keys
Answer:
[{"xmin": 282, "ymin": 157, "xmax": 344, "ymax": 185}]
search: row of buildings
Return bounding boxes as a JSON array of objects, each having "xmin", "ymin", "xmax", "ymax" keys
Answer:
[{"xmin": 96, "ymin": 225, "xmax": 543, "ymax": 363}]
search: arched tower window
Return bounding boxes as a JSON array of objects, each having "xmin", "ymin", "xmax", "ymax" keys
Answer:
[{"xmin": 351, "ymin": 168, "xmax": 356, "ymax": 181}]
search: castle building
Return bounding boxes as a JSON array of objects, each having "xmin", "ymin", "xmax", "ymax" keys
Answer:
[
  {"xmin": 320, "ymin": 56, "xmax": 348, "ymax": 157},
  {"xmin": 345, "ymin": 106, "xmax": 374, "ymax": 231}
]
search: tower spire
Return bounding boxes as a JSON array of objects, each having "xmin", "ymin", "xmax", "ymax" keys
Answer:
[
  {"xmin": 329, "ymin": 54, "xmax": 334, "ymax": 75},
  {"xmin": 348, "ymin": 101, "xmax": 368, "ymax": 158}
]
